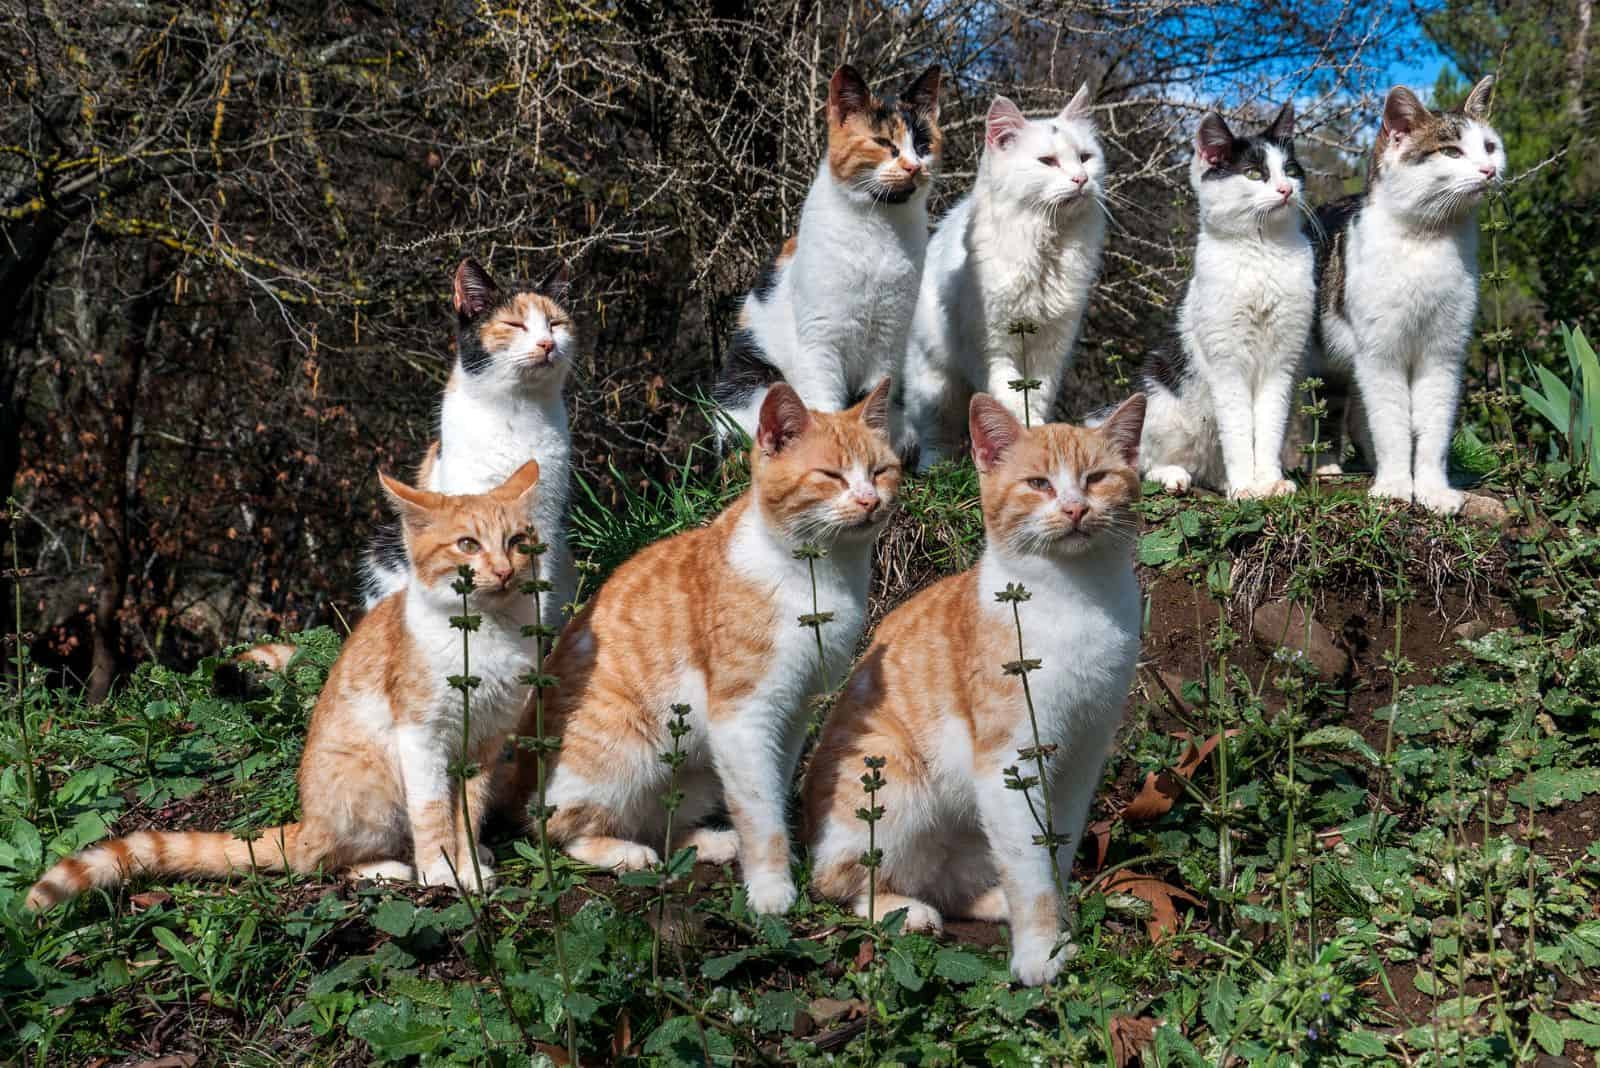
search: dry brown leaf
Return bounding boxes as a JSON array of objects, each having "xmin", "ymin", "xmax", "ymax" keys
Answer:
[
  {"xmin": 130, "ymin": 891, "xmax": 172, "ymax": 910},
  {"xmin": 1085, "ymin": 819, "xmax": 1112, "ymax": 873},
  {"xmin": 1100, "ymin": 871, "xmax": 1203, "ymax": 942},
  {"xmin": 132, "ymin": 1056, "xmax": 198, "ymax": 1068},
  {"xmin": 1108, "ymin": 1015, "xmax": 1160, "ymax": 1067},
  {"xmin": 532, "ymin": 1041, "xmax": 572, "ymax": 1066},
  {"xmin": 610, "ymin": 1010, "xmax": 633, "ymax": 1059},
  {"xmin": 854, "ymin": 938, "xmax": 875, "ymax": 970},
  {"xmin": 1122, "ymin": 731, "xmax": 1239, "ymax": 823},
  {"xmin": 806, "ymin": 997, "xmax": 866, "ymax": 1027}
]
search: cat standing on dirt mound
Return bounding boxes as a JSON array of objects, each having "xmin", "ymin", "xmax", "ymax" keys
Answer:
[
  {"xmin": 507, "ymin": 381, "xmax": 901, "ymax": 915},
  {"xmin": 803, "ymin": 392, "xmax": 1146, "ymax": 986},
  {"xmin": 712, "ymin": 64, "xmax": 942, "ymax": 441},
  {"xmin": 1132, "ymin": 103, "xmax": 1315, "ymax": 497},
  {"xmin": 899, "ymin": 86, "xmax": 1107, "ymax": 469},
  {"xmin": 361, "ymin": 257, "xmax": 576, "ymax": 633},
  {"xmin": 1311, "ymin": 77, "xmax": 1504, "ymax": 514},
  {"xmin": 28, "ymin": 461, "xmax": 546, "ymax": 910}
]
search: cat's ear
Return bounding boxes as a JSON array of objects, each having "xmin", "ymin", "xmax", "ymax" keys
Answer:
[
  {"xmin": 903, "ymin": 64, "xmax": 942, "ymax": 120},
  {"xmin": 1463, "ymin": 74, "xmax": 1494, "ymax": 121},
  {"xmin": 852, "ymin": 377, "xmax": 892, "ymax": 435},
  {"xmin": 829, "ymin": 65, "xmax": 871, "ymax": 125},
  {"xmin": 986, "ymin": 96, "xmax": 1027, "ymax": 149},
  {"xmin": 969, "ymin": 394, "xmax": 1025, "ymax": 473},
  {"xmin": 494, "ymin": 457, "xmax": 542, "ymax": 514},
  {"xmin": 1097, "ymin": 393, "xmax": 1147, "ymax": 468},
  {"xmin": 453, "ymin": 258, "xmax": 499, "ymax": 321},
  {"xmin": 1382, "ymin": 86, "xmax": 1428, "ymax": 145},
  {"xmin": 1196, "ymin": 112, "xmax": 1235, "ymax": 167},
  {"xmin": 1263, "ymin": 99, "xmax": 1295, "ymax": 142},
  {"xmin": 757, "ymin": 384, "xmax": 813, "ymax": 456},
  {"xmin": 380, "ymin": 471, "xmax": 445, "ymax": 530},
  {"xmin": 539, "ymin": 261, "xmax": 572, "ymax": 303},
  {"xmin": 1059, "ymin": 82, "xmax": 1093, "ymax": 123}
]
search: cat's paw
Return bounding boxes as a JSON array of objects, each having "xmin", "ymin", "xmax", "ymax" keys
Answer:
[
  {"xmin": 1314, "ymin": 462, "xmax": 1345, "ymax": 477},
  {"xmin": 477, "ymin": 844, "xmax": 495, "ymax": 867},
  {"xmin": 609, "ymin": 843, "xmax": 660, "ymax": 872},
  {"xmin": 1368, "ymin": 477, "xmax": 1414, "ymax": 504},
  {"xmin": 1009, "ymin": 940, "xmax": 1073, "ymax": 987},
  {"xmin": 1147, "ymin": 465, "xmax": 1192, "ymax": 494},
  {"xmin": 744, "ymin": 873, "xmax": 798, "ymax": 915},
  {"xmin": 1235, "ymin": 479, "xmax": 1295, "ymax": 499},
  {"xmin": 1414, "ymin": 484, "xmax": 1465, "ymax": 515},
  {"xmin": 418, "ymin": 858, "xmax": 494, "ymax": 893},
  {"xmin": 348, "ymin": 860, "xmax": 415, "ymax": 883},
  {"xmin": 681, "ymin": 828, "xmax": 740, "ymax": 866}
]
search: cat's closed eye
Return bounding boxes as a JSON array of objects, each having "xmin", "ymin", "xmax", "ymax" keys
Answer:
[
  {"xmin": 1084, "ymin": 471, "xmax": 1110, "ymax": 487},
  {"xmin": 1026, "ymin": 477, "xmax": 1053, "ymax": 492},
  {"xmin": 503, "ymin": 320, "xmax": 526, "ymax": 331},
  {"xmin": 1440, "ymin": 146, "xmax": 1464, "ymax": 159},
  {"xmin": 818, "ymin": 469, "xmax": 848, "ymax": 485},
  {"xmin": 1038, "ymin": 155, "xmax": 1059, "ymax": 168},
  {"xmin": 874, "ymin": 137, "xmax": 898, "ymax": 153},
  {"xmin": 457, "ymin": 536, "xmax": 482, "ymax": 553}
]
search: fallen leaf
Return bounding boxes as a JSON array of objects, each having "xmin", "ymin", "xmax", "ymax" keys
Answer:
[
  {"xmin": 806, "ymin": 997, "xmax": 866, "ymax": 1027},
  {"xmin": 132, "ymin": 1056, "xmax": 198, "ymax": 1068},
  {"xmin": 1109, "ymin": 1015, "xmax": 1160, "ymax": 1066},
  {"xmin": 130, "ymin": 891, "xmax": 171, "ymax": 910},
  {"xmin": 1122, "ymin": 731, "xmax": 1239, "ymax": 823},
  {"xmin": 532, "ymin": 1042, "xmax": 571, "ymax": 1066},
  {"xmin": 854, "ymin": 938, "xmax": 874, "ymax": 969},
  {"xmin": 610, "ymin": 1011, "xmax": 633, "ymax": 1059},
  {"xmin": 1099, "ymin": 871, "xmax": 1203, "ymax": 942},
  {"xmin": 1085, "ymin": 819, "xmax": 1112, "ymax": 873}
]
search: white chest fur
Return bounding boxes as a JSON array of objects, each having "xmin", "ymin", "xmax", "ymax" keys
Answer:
[{"xmin": 1181, "ymin": 227, "xmax": 1315, "ymax": 380}]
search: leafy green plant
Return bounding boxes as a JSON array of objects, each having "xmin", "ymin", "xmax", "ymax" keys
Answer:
[{"xmin": 1522, "ymin": 323, "xmax": 1600, "ymax": 482}]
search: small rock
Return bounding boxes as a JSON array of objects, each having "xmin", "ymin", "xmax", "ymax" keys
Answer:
[
  {"xmin": 1251, "ymin": 600, "xmax": 1351, "ymax": 678},
  {"xmin": 1452, "ymin": 620, "xmax": 1492, "ymax": 641},
  {"xmin": 1461, "ymin": 492, "xmax": 1510, "ymax": 525}
]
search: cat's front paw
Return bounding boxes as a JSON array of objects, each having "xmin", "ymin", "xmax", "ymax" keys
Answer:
[
  {"xmin": 744, "ymin": 873, "xmax": 798, "ymax": 915},
  {"xmin": 1009, "ymin": 939, "xmax": 1072, "ymax": 987},
  {"xmin": 680, "ymin": 827, "xmax": 740, "ymax": 866},
  {"xmin": 1314, "ymin": 462, "xmax": 1345, "ymax": 477},
  {"xmin": 1413, "ymin": 484, "xmax": 1465, "ymax": 515},
  {"xmin": 1368, "ymin": 477, "xmax": 1414, "ymax": 504},
  {"xmin": 418, "ymin": 858, "xmax": 495, "ymax": 893},
  {"xmin": 1146, "ymin": 465, "xmax": 1192, "ymax": 494},
  {"xmin": 1235, "ymin": 479, "xmax": 1295, "ymax": 500}
]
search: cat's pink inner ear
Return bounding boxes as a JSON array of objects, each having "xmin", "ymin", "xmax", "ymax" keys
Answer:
[
  {"xmin": 969, "ymin": 395, "xmax": 1023, "ymax": 473},
  {"xmin": 1196, "ymin": 113, "xmax": 1233, "ymax": 166},
  {"xmin": 497, "ymin": 457, "xmax": 542, "ymax": 502},
  {"xmin": 380, "ymin": 471, "xmax": 440, "ymax": 528},
  {"xmin": 1383, "ymin": 86, "xmax": 1426, "ymax": 136},
  {"xmin": 1099, "ymin": 393, "xmax": 1148, "ymax": 467},
  {"xmin": 855, "ymin": 377, "xmax": 892, "ymax": 433},
  {"xmin": 829, "ymin": 65, "xmax": 870, "ymax": 124},
  {"xmin": 757, "ymin": 385, "xmax": 813, "ymax": 456},
  {"xmin": 454, "ymin": 258, "xmax": 497, "ymax": 318},
  {"xmin": 986, "ymin": 97, "xmax": 1027, "ymax": 149}
]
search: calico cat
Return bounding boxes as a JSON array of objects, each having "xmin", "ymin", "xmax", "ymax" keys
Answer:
[
  {"xmin": 28, "ymin": 461, "xmax": 545, "ymax": 910},
  {"xmin": 1134, "ymin": 103, "xmax": 1314, "ymax": 497},
  {"xmin": 900, "ymin": 87, "xmax": 1107, "ymax": 468},
  {"xmin": 712, "ymin": 64, "xmax": 942, "ymax": 440},
  {"xmin": 803, "ymin": 393, "xmax": 1145, "ymax": 986},
  {"xmin": 363, "ymin": 258, "xmax": 575, "ymax": 632},
  {"xmin": 506, "ymin": 381, "xmax": 901, "ymax": 915},
  {"xmin": 1312, "ymin": 77, "xmax": 1503, "ymax": 514}
]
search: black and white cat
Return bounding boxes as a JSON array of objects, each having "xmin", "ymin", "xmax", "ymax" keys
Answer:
[
  {"xmin": 712, "ymin": 64, "xmax": 942, "ymax": 440},
  {"xmin": 361, "ymin": 259, "xmax": 575, "ymax": 633},
  {"xmin": 1134, "ymin": 103, "xmax": 1315, "ymax": 498},
  {"xmin": 1312, "ymin": 77, "xmax": 1504, "ymax": 514}
]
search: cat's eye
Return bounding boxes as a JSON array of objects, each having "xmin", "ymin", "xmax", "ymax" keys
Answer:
[
  {"xmin": 503, "ymin": 320, "xmax": 526, "ymax": 331},
  {"xmin": 1085, "ymin": 471, "xmax": 1109, "ymax": 487},
  {"xmin": 548, "ymin": 318, "xmax": 569, "ymax": 329},
  {"xmin": 1026, "ymin": 477, "xmax": 1053, "ymax": 492},
  {"xmin": 508, "ymin": 532, "xmax": 529, "ymax": 551},
  {"xmin": 870, "ymin": 463, "xmax": 896, "ymax": 478},
  {"xmin": 1483, "ymin": 140, "xmax": 1498, "ymax": 153},
  {"xmin": 1284, "ymin": 161, "xmax": 1303, "ymax": 178},
  {"xmin": 874, "ymin": 137, "xmax": 898, "ymax": 153},
  {"xmin": 1244, "ymin": 167, "xmax": 1265, "ymax": 181},
  {"xmin": 1440, "ymin": 146, "xmax": 1464, "ymax": 158},
  {"xmin": 819, "ymin": 469, "xmax": 848, "ymax": 484},
  {"xmin": 1038, "ymin": 155, "xmax": 1059, "ymax": 168},
  {"xmin": 457, "ymin": 537, "xmax": 482, "ymax": 553},
  {"xmin": 1079, "ymin": 152, "xmax": 1094, "ymax": 163}
]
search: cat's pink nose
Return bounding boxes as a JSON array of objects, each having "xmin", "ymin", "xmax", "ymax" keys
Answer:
[
  {"xmin": 853, "ymin": 487, "xmax": 880, "ymax": 512},
  {"xmin": 493, "ymin": 566, "xmax": 513, "ymax": 586},
  {"xmin": 898, "ymin": 158, "xmax": 921, "ymax": 177},
  {"xmin": 1059, "ymin": 501, "xmax": 1087, "ymax": 526},
  {"xmin": 1479, "ymin": 164, "xmax": 1498, "ymax": 179},
  {"xmin": 535, "ymin": 338, "xmax": 555, "ymax": 354},
  {"xmin": 1276, "ymin": 183, "xmax": 1293, "ymax": 200},
  {"xmin": 1072, "ymin": 173, "xmax": 1088, "ymax": 186}
]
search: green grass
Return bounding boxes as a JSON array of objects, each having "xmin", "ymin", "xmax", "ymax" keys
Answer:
[{"xmin": 4, "ymin": 460, "xmax": 1600, "ymax": 1066}]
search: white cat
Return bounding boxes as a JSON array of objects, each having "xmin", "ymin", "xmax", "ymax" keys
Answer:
[
  {"xmin": 713, "ymin": 64, "xmax": 942, "ymax": 440},
  {"xmin": 1135, "ymin": 102, "xmax": 1315, "ymax": 498},
  {"xmin": 1312, "ymin": 77, "xmax": 1504, "ymax": 514},
  {"xmin": 361, "ymin": 258, "xmax": 576, "ymax": 634},
  {"xmin": 899, "ymin": 87, "xmax": 1107, "ymax": 469}
]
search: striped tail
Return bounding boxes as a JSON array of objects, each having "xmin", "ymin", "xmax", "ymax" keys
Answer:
[{"xmin": 26, "ymin": 823, "xmax": 306, "ymax": 911}]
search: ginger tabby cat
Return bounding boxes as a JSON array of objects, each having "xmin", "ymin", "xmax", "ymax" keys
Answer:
[
  {"xmin": 507, "ymin": 381, "xmax": 901, "ymax": 914},
  {"xmin": 803, "ymin": 393, "xmax": 1146, "ymax": 985},
  {"xmin": 28, "ymin": 460, "xmax": 545, "ymax": 910}
]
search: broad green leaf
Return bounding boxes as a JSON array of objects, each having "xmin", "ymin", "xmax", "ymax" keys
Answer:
[
  {"xmin": 1531, "ymin": 1011, "xmax": 1565, "ymax": 1056},
  {"xmin": 369, "ymin": 899, "xmax": 416, "ymax": 937},
  {"xmin": 932, "ymin": 946, "xmax": 989, "ymax": 984},
  {"xmin": 887, "ymin": 944, "xmax": 924, "ymax": 991}
]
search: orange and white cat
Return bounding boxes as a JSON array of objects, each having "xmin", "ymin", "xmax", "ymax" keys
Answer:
[
  {"xmin": 803, "ymin": 393, "xmax": 1146, "ymax": 985},
  {"xmin": 27, "ymin": 461, "xmax": 545, "ymax": 911},
  {"xmin": 507, "ymin": 381, "xmax": 901, "ymax": 914}
]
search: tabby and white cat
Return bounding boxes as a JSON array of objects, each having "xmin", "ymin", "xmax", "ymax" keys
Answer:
[
  {"xmin": 900, "ymin": 87, "xmax": 1107, "ymax": 468},
  {"xmin": 713, "ymin": 64, "xmax": 942, "ymax": 440},
  {"xmin": 1134, "ymin": 103, "xmax": 1314, "ymax": 497},
  {"xmin": 29, "ymin": 462, "xmax": 546, "ymax": 910},
  {"xmin": 1312, "ymin": 77, "xmax": 1503, "ymax": 514},
  {"xmin": 804, "ymin": 393, "xmax": 1145, "ymax": 985},
  {"xmin": 506, "ymin": 381, "xmax": 901, "ymax": 915},
  {"xmin": 363, "ymin": 258, "xmax": 576, "ymax": 632}
]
